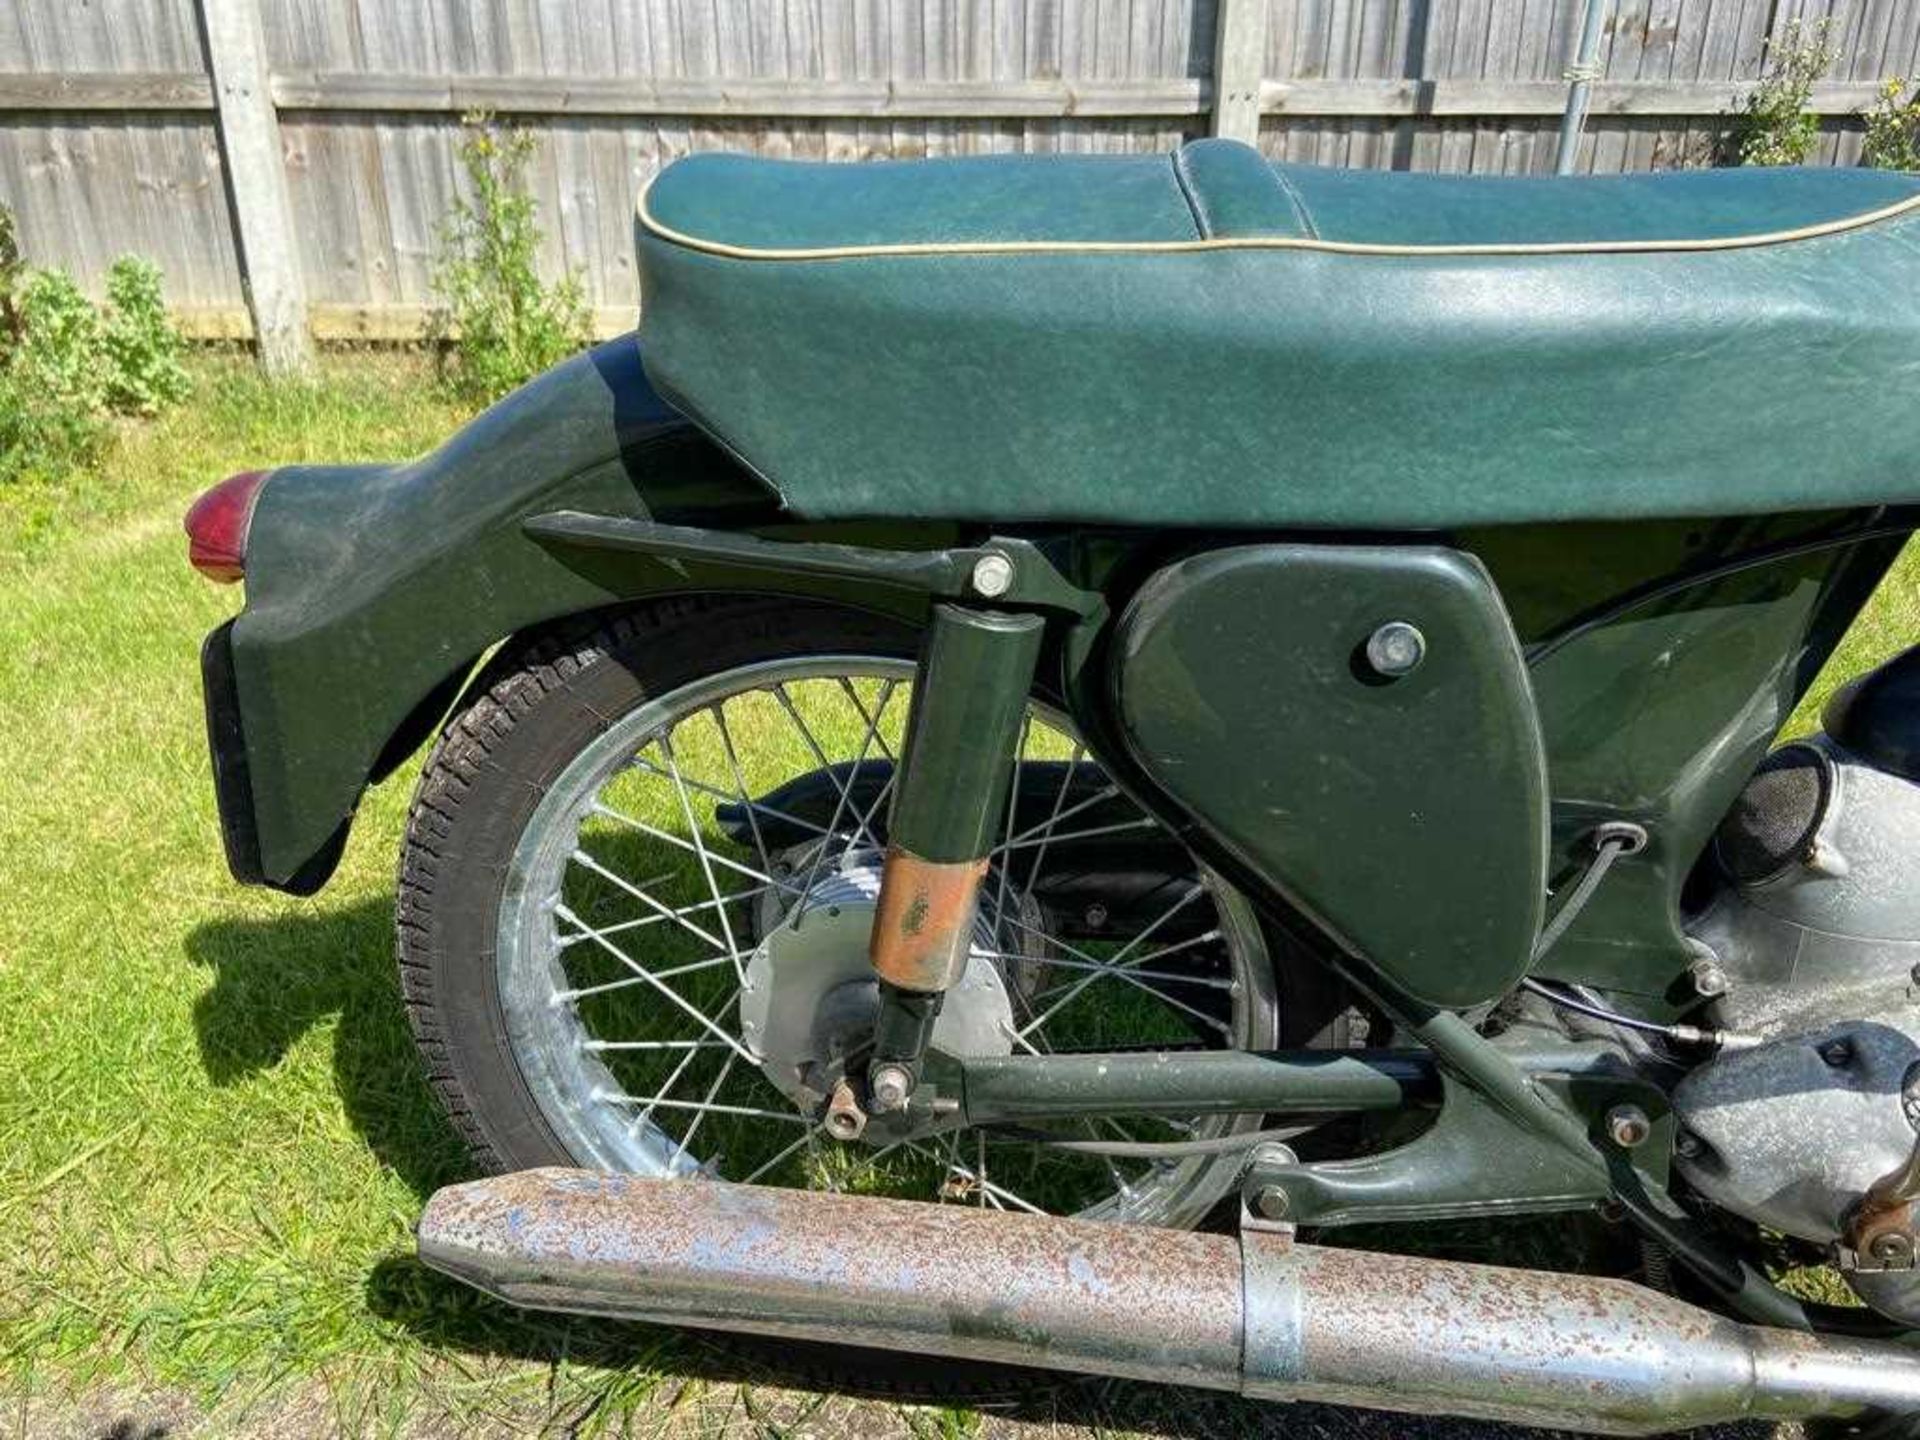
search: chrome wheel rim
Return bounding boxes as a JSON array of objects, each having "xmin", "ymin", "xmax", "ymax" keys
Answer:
[{"xmin": 498, "ymin": 654, "xmax": 1276, "ymax": 1224}]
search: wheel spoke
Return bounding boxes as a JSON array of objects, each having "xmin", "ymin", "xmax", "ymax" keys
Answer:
[
  {"xmin": 555, "ymin": 902, "xmax": 756, "ymax": 1063},
  {"xmin": 554, "ymin": 884, "xmax": 774, "ymax": 949},
  {"xmin": 738, "ymin": 1123, "xmax": 826, "ymax": 1185},
  {"xmin": 1018, "ymin": 743, "xmax": 1084, "ymax": 906},
  {"xmin": 569, "ymin": 846, "xmax": 728, "ymax": 952},
  {"xmin": 590, "ymin": 801, "xmax": 796, "ymax": 895},
  {"xmin": 989, "ymin": 784, "xmax": 1120, "ymax": 857},
  {"xmin": 628, "ymin": 757, "xmax": 856, "ymax": 846},
  {"xmin": 990, "ymin": 714, "xmax": 1032, "ymax": 932},
  {"xmin": 995, "ymin": 818, "xmax": 1158, "ymax": 853},
  {"xmin": 603, "ymin": 1091, "xmax": 808, "ymax": 1126},
  {"xmin": 670, "ymin": 1051, "xmax": 740, "ymax": 1163},
  {"xmin": 791, "ymin": 679, "xmax": 896, "ymax": 924},
  {"xmin": 657, "ymin": 732, "xmax": 749, "ymax": 986},
  {"xmin": 552, "ymin": 951, "xmax": 736, "ymax": 1003},
  {"xmin": 907, "ymin": 1140, "xmax": 1045, "ymax": 1215},
  {"xmin": 973, "ymin": 949, "xmax": 1234, "ymax": 991},
  {"xmin": 837, "ymin": 677, "xmax": 897, "ymax": 762},
  {"xmin": 773, "ymin": 682, "xmax": 880, "ymax": 852},
  {"xmin": 712, "ymin": 702, "xmax": 777, "ymax": 883},
  {"xmin": 1016, "ymin": 884, "xmax": 1209, "ymax": 1041}
]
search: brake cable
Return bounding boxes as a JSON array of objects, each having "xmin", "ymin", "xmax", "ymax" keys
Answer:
[{"xmin": 1520, "ymin": 821, "xmax": 1759, "ymax": 1050}]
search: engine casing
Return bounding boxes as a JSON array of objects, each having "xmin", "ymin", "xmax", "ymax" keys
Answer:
[{"xmin": 1679, "ymin": 734, "xmax": 1920, "ymax": 1322}]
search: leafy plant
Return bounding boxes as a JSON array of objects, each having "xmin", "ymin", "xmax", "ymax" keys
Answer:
[
  {"xmin": 0, "ymin": 268, "xmax": 110, "ymax": 485},
  {"xmin": 1736, "ymin": 17, "xmax": 1837, "ymax": 166},
  {"xmin": 1862, "ymin": 76, "xmax": 1920, "ymax": 171},
  {"xmin": 431, "ymin": 110, "xmax": 591, "ymax": 405},
  {"xmin": 102, "ymin": 255, "xmax": 190, "ymax": 416},
  {"xmin": 0, "ymin": 236, "xmax": 190, "ymax": 486},
  {"xmin": 0, "ymin": 203, "xmax": 22, "ymax": 351}
]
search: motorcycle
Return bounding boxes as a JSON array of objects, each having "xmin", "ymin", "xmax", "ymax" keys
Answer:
[{"xmin": 188, "ymin": 137, "xmax": 1920, "ymax": 1434}]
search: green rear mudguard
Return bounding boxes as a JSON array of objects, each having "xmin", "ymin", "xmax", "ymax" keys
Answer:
[{"xmin": 202, "ymin": 335, "xmax": 941, "ymax": 893}]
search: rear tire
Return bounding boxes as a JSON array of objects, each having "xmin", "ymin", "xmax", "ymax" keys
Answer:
[{"xmin": 398, "ymin": 595, "xmax": 923, "ymax": 1175}]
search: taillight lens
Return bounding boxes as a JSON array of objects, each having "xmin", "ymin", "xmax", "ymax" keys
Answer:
[{"xmin": 184, "ymin": 470, "xmax": 268, "ymax": 583}]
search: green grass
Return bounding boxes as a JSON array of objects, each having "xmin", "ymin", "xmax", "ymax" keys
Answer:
[{"xmin": 0, "ymin": 352, "xmax": 1914, "ymax": 1436}]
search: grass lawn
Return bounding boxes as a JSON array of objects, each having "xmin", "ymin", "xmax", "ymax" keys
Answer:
[{"xmin": 0, "ymin": 352, "xmax": 1913, "ymax": 1438}]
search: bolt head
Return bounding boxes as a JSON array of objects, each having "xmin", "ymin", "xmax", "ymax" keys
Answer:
[
  {"xmin": 1253, "ymin": 1184, "xmax": 1291, "ymax": 1221},
  {"xmin": 869, "ymin": 1065, "xmax": 912, "ymax": 1112},
  {"xmin": 1868, "ymin": 1232, "xmax": 1916, "ymax": 1268},
  {"xmin": 1821, "ymin": 1037, "xmax": 1856, "ymax": 1068},
  {"xmin": 1365, "ymin": 621, "xmax": 1427, "ymax": 678},
  {"xmin": 1606, "ymin": 1104, "xmax": 1652, "ymax": 1149},
  {"xmin": 1689, "ymin": 956, "xmax": 1729, "ymax": 998},
  {"xmin": 971, "ymin": 552, "xmax": 1015, "ymax": 598}
]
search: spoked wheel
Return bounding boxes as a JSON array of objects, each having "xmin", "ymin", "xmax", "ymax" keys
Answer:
[{"xmin": 400, "ymin": 596, "xmax": 1278, "ymax": 1230}]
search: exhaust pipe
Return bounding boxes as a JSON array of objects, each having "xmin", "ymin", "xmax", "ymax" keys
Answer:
[{"xmin": 419, "ymin": 1169, "xmax": 1920, "ymax": 1435}]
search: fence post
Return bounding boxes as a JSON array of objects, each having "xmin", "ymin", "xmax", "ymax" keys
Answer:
[
  {"xmin": 1211, "ymin": 0, "xmax": 1268, "ymax": 143},
  {"xmin": 199, "ymin": 0, "xmax": 311, "ymax": 374}
]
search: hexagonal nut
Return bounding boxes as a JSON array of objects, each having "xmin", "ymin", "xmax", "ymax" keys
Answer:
[
  {"xmin": 1606, "ymin": 1104, "xmax": 1652, "ymax": 1149},
  {"xmin": 970, "ymin": 553, "xmax": 1015, "ymax": 598}
]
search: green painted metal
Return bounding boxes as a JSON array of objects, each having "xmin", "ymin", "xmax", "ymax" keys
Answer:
[
  {"xmin": 524, "ymin": 512, "xmax": 1102, "ymax": 616},
  {"xmin": 218, "ymin": 335, "xmax": 981, "ymax": 888},
  {"xmin": 955, "ymin": 1049, "xmax": 1439, "ymax": 1125},
  {"xmin": 888, "ymin": 605, "xmax": 1046, "ymax": 864},
  {"xmin": 1467, "ymin": 512, "xmax": 1909, "ymax": 1003},
  {"xmin": 1240, "ymin": 1069, "xmax": 1671, "ymax": 1228},
  {"xmin": 637, "ymin": 142, "xmax": 1920, "ymax": 530},
  {"xmin": 1110, "ymin": 543, "xmax": 1549, "ymax": 1011}
]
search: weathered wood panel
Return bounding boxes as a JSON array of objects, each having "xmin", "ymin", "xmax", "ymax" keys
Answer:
[
  {"xmin": 1, "ymin": 0, "xmax": 1913, "ymax": 333},
  {"xmin": 0, "ymin": 116, "xmax": 239, "ymax": 306}
]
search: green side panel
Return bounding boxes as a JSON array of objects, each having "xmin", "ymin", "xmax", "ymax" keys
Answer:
[
  {"xmin": 1466, "ymin": 514, "xmax": 1907, "ymax": 1004},
  {"xmin": 637, "ymin": 145, "xmax": 1920, "ymax": 529},
  {"xmin": 1110, "ymin": 543, "xmax": 1549, "ymax": 1011}
]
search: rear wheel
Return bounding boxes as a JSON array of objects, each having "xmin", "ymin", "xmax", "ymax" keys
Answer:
[{"xmin": 399, "ymin": 595, "xmax": 1281, "ymax": 1228}]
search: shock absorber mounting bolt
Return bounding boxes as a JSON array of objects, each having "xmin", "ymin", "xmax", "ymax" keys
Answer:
[
  {"xmin": 869, "ymin": 1064, "xmax": 913, "ymax": 1113},
  {"xmin": 970, "ymin": 552, "xmax": 1015, "ymax": 598}
]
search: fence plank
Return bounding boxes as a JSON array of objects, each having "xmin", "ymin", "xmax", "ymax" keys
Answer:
[
  {"xmin": 199, "ymin": 0, "xmax": 311, "ymax": 371},
  {"xmin": 0, "ymin": 72, "xmax": 214, "ymax": 108},
  {"xmin": 6, "ymin": 66, "xmax": 1893, "ymax": 118},
  {"xmin": 1212, "ymin": 0, "xmax": 1267, "ymax": 137}
]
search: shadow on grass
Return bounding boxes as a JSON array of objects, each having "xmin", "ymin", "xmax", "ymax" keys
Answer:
[
  {"xmin": 185, "ymin": 894, "xmax": 470, "ymax": 1200},
  {"xmin": 183, "ymin": 898, "xmax": 1777, "ymax": 1440}
]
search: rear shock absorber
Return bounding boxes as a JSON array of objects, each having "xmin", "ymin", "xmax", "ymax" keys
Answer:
[{"xmin": 864, "ymin": 602, "xmax": 1045, "ymax": 1113}]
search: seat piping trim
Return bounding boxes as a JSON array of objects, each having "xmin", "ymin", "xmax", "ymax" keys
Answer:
[{"xmin": 635, "ymin": 177, "xmax": 1920, "ymax": 261}]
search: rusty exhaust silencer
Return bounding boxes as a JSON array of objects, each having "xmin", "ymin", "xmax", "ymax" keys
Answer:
[{"xmin": 418, "ymin": 1169, "xmax": 1920, "ymax": 1435}]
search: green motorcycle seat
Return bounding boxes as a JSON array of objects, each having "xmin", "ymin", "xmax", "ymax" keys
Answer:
[{"xmin": 636, "ymin": 139, "xmax": 1920, "ymax": 530}]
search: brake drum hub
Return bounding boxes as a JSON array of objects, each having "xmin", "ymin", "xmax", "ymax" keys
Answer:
[{"xmin": 739, "ymin": 860, "xmax": 1014, "ymax": 1109}]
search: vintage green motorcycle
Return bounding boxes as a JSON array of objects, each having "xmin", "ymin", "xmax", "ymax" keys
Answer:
[{"xmin": 189, "ymin": 138, "xmax": 1920, "ymax": 1432}]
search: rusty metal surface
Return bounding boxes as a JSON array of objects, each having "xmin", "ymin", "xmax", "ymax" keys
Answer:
[
  {"xmin": 868, "ymin": 845, "xmax": 989, "ymax": 993},
  {"xmin": 419, "ymin": 1169, "xmax": 1920, "ymax": 1436},
  {"xmin": 419, "ymin": 1168, "xmax": 1244, "ymax": 1389}
]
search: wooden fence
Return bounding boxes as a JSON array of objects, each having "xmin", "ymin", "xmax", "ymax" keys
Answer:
[{"xmin": 2, "ymin": 0, "xmax": 1914, "ymax": 367}]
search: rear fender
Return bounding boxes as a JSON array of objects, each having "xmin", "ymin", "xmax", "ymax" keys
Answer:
[{"xmin": 216, "ymin": 334, "xmax": 949, "ymax": 891}]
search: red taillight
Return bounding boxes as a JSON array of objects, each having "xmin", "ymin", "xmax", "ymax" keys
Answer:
[{"xmin": 184, "ymin": 470, "xmax": 268, "ymax": 583}]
